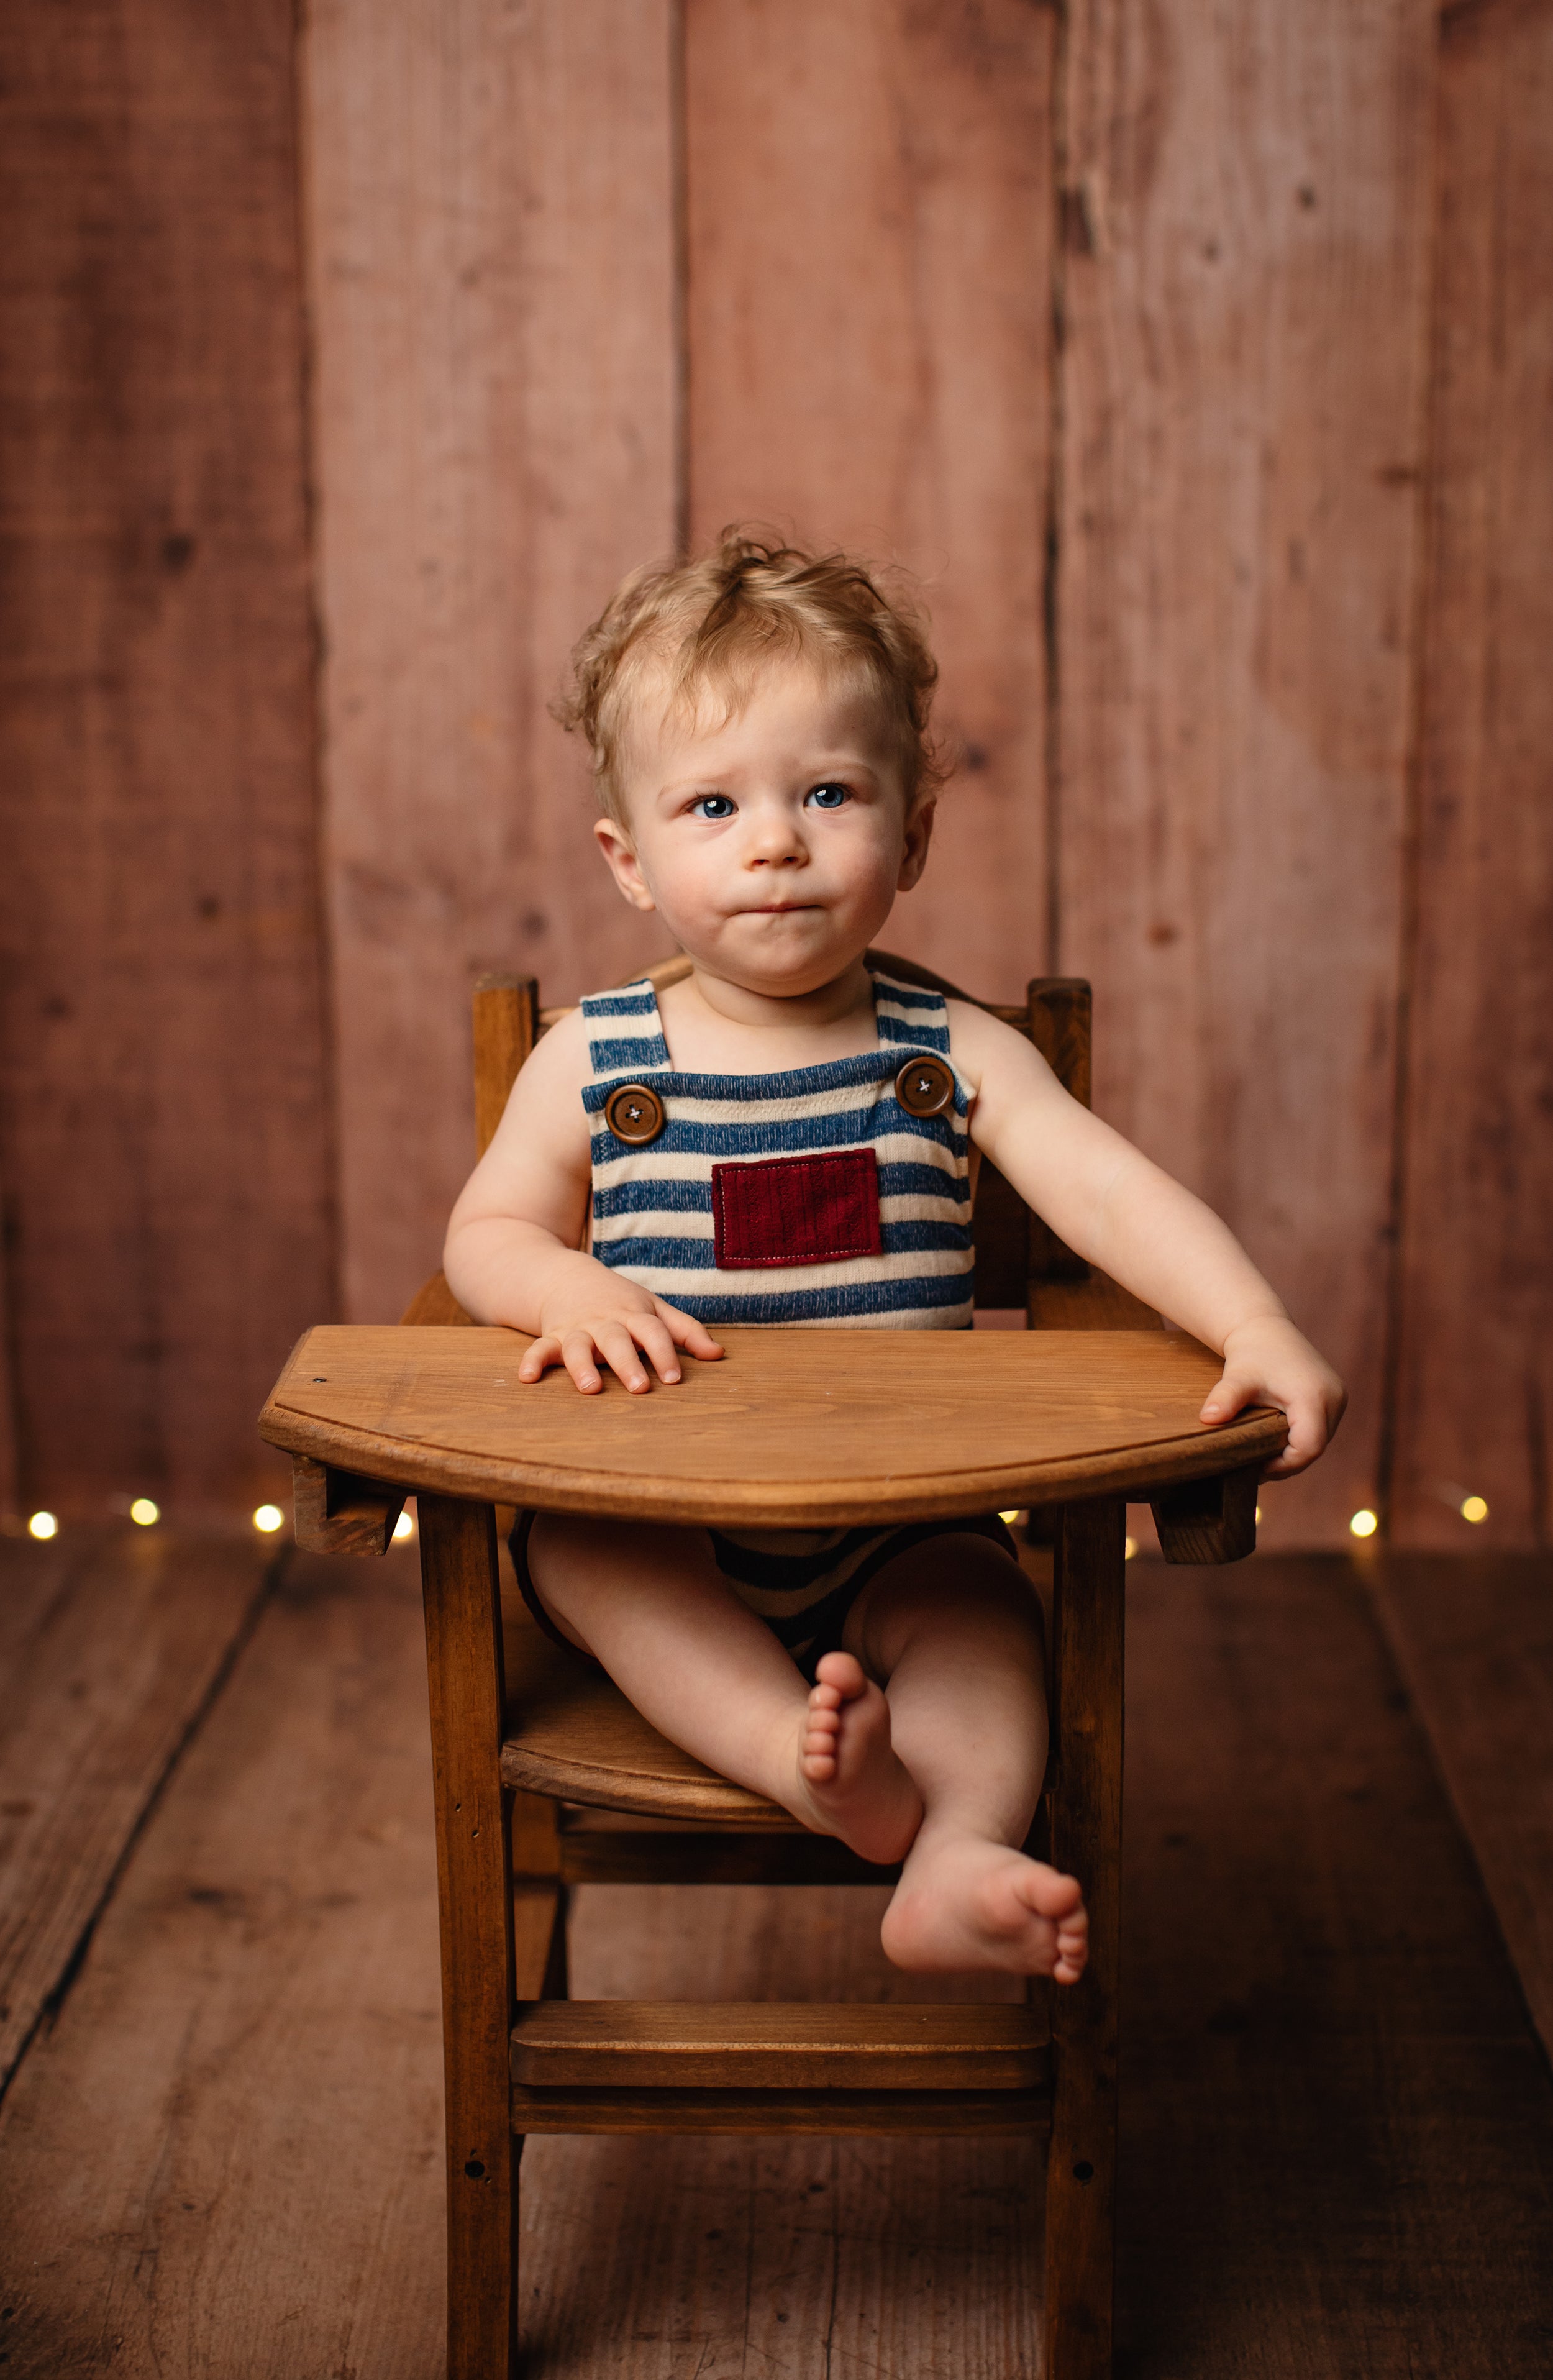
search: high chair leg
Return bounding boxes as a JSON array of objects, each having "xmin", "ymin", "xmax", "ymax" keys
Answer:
[
  {"xmin": 1043, "ymin": 1495, "xmax": 1125, "ymax": 2380},
  {"xmin": 419, "ymin": 1495, "xmax": 519, "ymax": 2380}
]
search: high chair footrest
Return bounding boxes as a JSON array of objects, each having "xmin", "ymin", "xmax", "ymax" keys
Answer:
[
  {"xmin": 509, "ymin": 2084, "xmax": 1052, "ymax": 2136},
  {"xmin": 509, "ymin": 2000, "xmax": 1050, "ymax": 2092}
]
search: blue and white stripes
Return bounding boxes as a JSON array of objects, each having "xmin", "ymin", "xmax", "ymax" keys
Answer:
[
  {"xmin": 580, "ymin": 970, "xmax": 975, "ymax": 1328},
  {"xmin": 578, "ymin": 983, "xmax": 673, "ymax": 1077}
]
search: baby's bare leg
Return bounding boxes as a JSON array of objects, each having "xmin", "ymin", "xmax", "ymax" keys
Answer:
[
  {"xmin": 839, "ymin": 1534, "xmax": 1089, "ymax": 1981},
  {"xmin": 524, "ymin": 1514, "xmax": 922, "ymax": 1864}
]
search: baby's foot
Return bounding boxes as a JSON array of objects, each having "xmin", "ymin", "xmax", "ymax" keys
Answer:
[
  {"xmin": 880, "ymin": 1831, "xmax": 1090, "ymax": 1982},
  {"xmin": 789, "ymin": 1652, "xmax": 923, "ymax": 1866}
]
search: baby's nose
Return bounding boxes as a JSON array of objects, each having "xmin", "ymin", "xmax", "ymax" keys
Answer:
[
  {"xmin": 742, "ymin": 796, "xmax": 809, "ymax": 862},
  {"xmin": 749, "ymin": 824, "xmax": 804, "ymax": 862}
]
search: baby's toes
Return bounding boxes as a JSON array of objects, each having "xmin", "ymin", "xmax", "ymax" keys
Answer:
[
  {"xmin": 1053, "ymin": 1917, "xmax": 1089, "ymax": 1981},
  {"xmin": 812, "ymin": 1650, "xmax": 867, "ymax": 1701},
  {"xmin": 801, "ymin": 1719, "xmax": 840, "ymax": 1778},
  {"xmin": 1015, "ymin": 1864, "xmax": 1085, "ymax": 1924}
]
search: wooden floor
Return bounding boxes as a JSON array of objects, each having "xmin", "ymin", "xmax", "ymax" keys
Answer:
[{"xmin": 1, "ymin": 1531, "xmax": 1550, "ymax": 2377}]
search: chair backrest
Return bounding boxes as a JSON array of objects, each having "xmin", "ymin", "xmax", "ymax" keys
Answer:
[{"xmin": 470, "ymin": 951, "xmax": 1091, "ymax": 1310}]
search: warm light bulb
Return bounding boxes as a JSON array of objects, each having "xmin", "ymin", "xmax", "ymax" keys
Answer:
[
  {"xmin": 130, "ymin": 1497, "xmax": 160, "ymax": 1527},
  {"xmin": 1460, "ymin": 1494, "xmax": 1488, "ymax": 1525},
  {"xmin": 1349, "ymin": 1508, "xmax": 1378, "ymax": 1540},
  {"xmin": 1254, "ymin": 1505, "xmax": 1263, "ymax": 1525},
  {"xmin": 998, "ymin": 1510, "xmax": 1019, "ymax": 1524},
  {"xmin": 393, "ymin": 1510, "xmax": 415, "ymax": 1542},
  {"xmin": 1124, "ymin": 1535, "xmax": 1138, "ymax": 1561},
  {"xmin": 27, "ymin": 1511, "xmax": 58, "ymax": 1541},
  {"xmin": 252, "ymin": 1503, "xmax": 285, "ymax": 1535}
]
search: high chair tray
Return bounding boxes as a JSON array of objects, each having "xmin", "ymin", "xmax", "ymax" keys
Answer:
[{"xmin": 260, "ymin": 1323, "xmax": 1285, "ymax": 1529}]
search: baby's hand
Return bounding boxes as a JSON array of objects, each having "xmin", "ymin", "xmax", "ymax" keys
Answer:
[
  {"xmin": 517, "ymin": 1269, "xmax": 723, "ymax": 1397},
  {"xmin": 1198, "ymin": 1315, "xmax": 1346, "ymax": 1479}
]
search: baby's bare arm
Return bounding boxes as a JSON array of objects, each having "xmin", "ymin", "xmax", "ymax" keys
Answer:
[
  {"xmin": 443, "ymin": 1007, "xmax": 722, "ymax": 1393},
  {"xmin": 949, "ymin": 1001, "xmax": 1346, "ymax": 1477}
]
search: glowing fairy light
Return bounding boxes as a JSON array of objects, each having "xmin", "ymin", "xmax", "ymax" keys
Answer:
[
  {"xmin": 1349, "ymin": 1508, "xmax": 1378, "ymax": 1540},
  {"xmin": 252, "ymin": 1503, "xmax": 285, "ymax": 1535},
  {"xmin": 28, "ymin": 1511, "xmax": 58, "ymax": 1541},
  {"xmin": 130, "ymin": 1498, "xmax": 160, "ymax": 1527}
]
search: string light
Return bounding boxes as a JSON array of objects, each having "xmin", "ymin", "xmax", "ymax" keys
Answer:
[
  {"xmin": 393, "ymin": 1510, "xmax": 416, "ymax": 1542},
  {"xmin": 1349, "ymin": 1508, "xmax": 1378, "ymax": 1540},
  {"xmin": 27, "ymin": 1511, "xmax": 58, "ymax": 1541},
  {"xmin": 252, "ymin": 1504, "xmax": 285, "ymax": 1535},
  {"xmin": 129, "ymin": 1498, "xmax": 160, "ymax": 1527},
  {"xmin": 1124, "ymin": 1535, "xmax": 1138, "ymax": 1561},
  {"xmin": 1460, "ymin": 1495, "xmax": 1488, "ymax": 1525}
]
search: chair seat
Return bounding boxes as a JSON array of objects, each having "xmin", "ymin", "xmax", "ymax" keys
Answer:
[
  {"xmin": 499, "ymin": 1539, "xmax": 1055, "ymax": 1826},
  {"xmin": 501, "ymin": 1595, "xmax": 793, "ymax": 1823}
]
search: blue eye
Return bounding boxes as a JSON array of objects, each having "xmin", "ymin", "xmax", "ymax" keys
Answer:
[
  {"xmin": 690, "ymin": 794, "xmax": 735, "ymax": 820},
  {"xmin": 807, "ymin": 782, "xmax": 849, "ymax": 809}
]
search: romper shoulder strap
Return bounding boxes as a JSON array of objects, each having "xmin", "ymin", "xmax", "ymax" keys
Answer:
[
  {"xmin": 578, "ymin": 979, "xmax": 672, "ymax": 1078},
  {"xmin": 871, "ymin": 970, "xmax": 952, "ymax": 1055}
]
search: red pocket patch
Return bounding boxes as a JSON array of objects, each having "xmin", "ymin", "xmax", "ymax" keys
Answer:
[{"xmin": 712, "ymin": 1149, "xmax": 882, "ymax": 1270}]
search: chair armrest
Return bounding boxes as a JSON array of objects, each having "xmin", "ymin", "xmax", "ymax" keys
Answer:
[
  {"xmin": 1027, "ymin": 1270, "xmax": 1160, "ymax": 1332},
  {"xmin": 400, "ymin": 1270, "xmax": 473, "ymax": 1326}
]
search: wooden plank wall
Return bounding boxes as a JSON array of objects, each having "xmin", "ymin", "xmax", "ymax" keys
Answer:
[
  {"xmin": 302, "ymin": 0, "xmax": 680, "ymax": 1324},
  {"xmin": 1, "ymin": 0, "xmax": 1548, "ymax": 1546},
  {"xmin": 0, "ymin": 0, "xmax": 337, "ymax": 1518},
  {"xmin": 684, "ymin": 0, "xmax": 1059, "ymax": 1001},
  {"xmin": 1055, "ymin": 0, "xmax": 1438, "ymax": 1548},
  {"xmin": 1387, "ymin": 0, "xmax": 1553, "ymax": 1548}
]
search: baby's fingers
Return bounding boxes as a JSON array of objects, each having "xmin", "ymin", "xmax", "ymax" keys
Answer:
[
  {"xmin": 1259, "ymin": 1392, "xmax": 1329, "ymax": 1479},
  {"xmin": 1201, "ymin": 1364, "xmax": 1300, "ymax": 1475},
  {"xmin": 634, "ymin": 1315, "xmax": 685, "ymax": 1385},
  {"xmin": 1198, "ymin": 1366, "xmax": 1260, "ymax": 1427},
  {"xmin": 560, "ymin": 1329, "xmax": 608, "ymax": 1395},
  {"xmin": 594, "ymin": 1323, "xmax": 652, "ymax": 1395},
  {"xmin": 654, "ymin": 1298, "xmax": 724, "ymax": 1362},
  {"xmin": 517, "ymin": 1333, "xmax": 564, "ymax": 1383}
]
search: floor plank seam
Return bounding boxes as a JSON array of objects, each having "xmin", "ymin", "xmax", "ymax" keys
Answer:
[
  {"xmin": 0, "ymin": 1543, "xmax": 287, "ymax": 2110},
  {"xmin": 821, "ymin": 2134, "xmax": 840, "ymax": 2380},
  {"xmin": 1358, "ymin": 1563, "xmax": 1553, "ymax": 2085}
]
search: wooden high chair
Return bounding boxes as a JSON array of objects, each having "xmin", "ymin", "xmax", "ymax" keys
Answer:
[{"xmin": 275, "ymin": 951, "xmax": 1277, "ymax": 2380}]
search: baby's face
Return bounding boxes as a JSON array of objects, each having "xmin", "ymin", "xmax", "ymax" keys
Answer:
[{"xmin": 596, "ymin": 659, "xmax": 934, "ymax": 997}]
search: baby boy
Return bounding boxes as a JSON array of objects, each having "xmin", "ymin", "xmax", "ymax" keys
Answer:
[{"xmin": 444, "ymin": 534, "xmax": 1346, "ymax": 1984}]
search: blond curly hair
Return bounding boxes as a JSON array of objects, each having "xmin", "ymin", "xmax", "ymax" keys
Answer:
[{"xmin": 554, "ymin": 529, "xmax": 946, "ymax": 822}]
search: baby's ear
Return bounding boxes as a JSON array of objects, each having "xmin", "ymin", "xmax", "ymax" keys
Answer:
[
  {"xmin": 593, "ymin": 813, "xmax": 656, "ymax": 912},
  {"xmin": 898, "ymin": 793, "xmax": 936, "ymax": 890}
]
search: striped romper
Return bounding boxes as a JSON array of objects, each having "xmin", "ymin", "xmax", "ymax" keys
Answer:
[{"xmin": 512, "ymin": 967, "xmax": 1016, "ymax": 1677}]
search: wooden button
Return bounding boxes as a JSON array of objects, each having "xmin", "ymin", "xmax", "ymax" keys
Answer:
[
  {"xmin": 604, "ymin": 1082, "xmax": 667, "ymax": 1145},
  {"xmin": 894, "ymin": 1054, "xmax": 956, "ymax": 1119}
]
